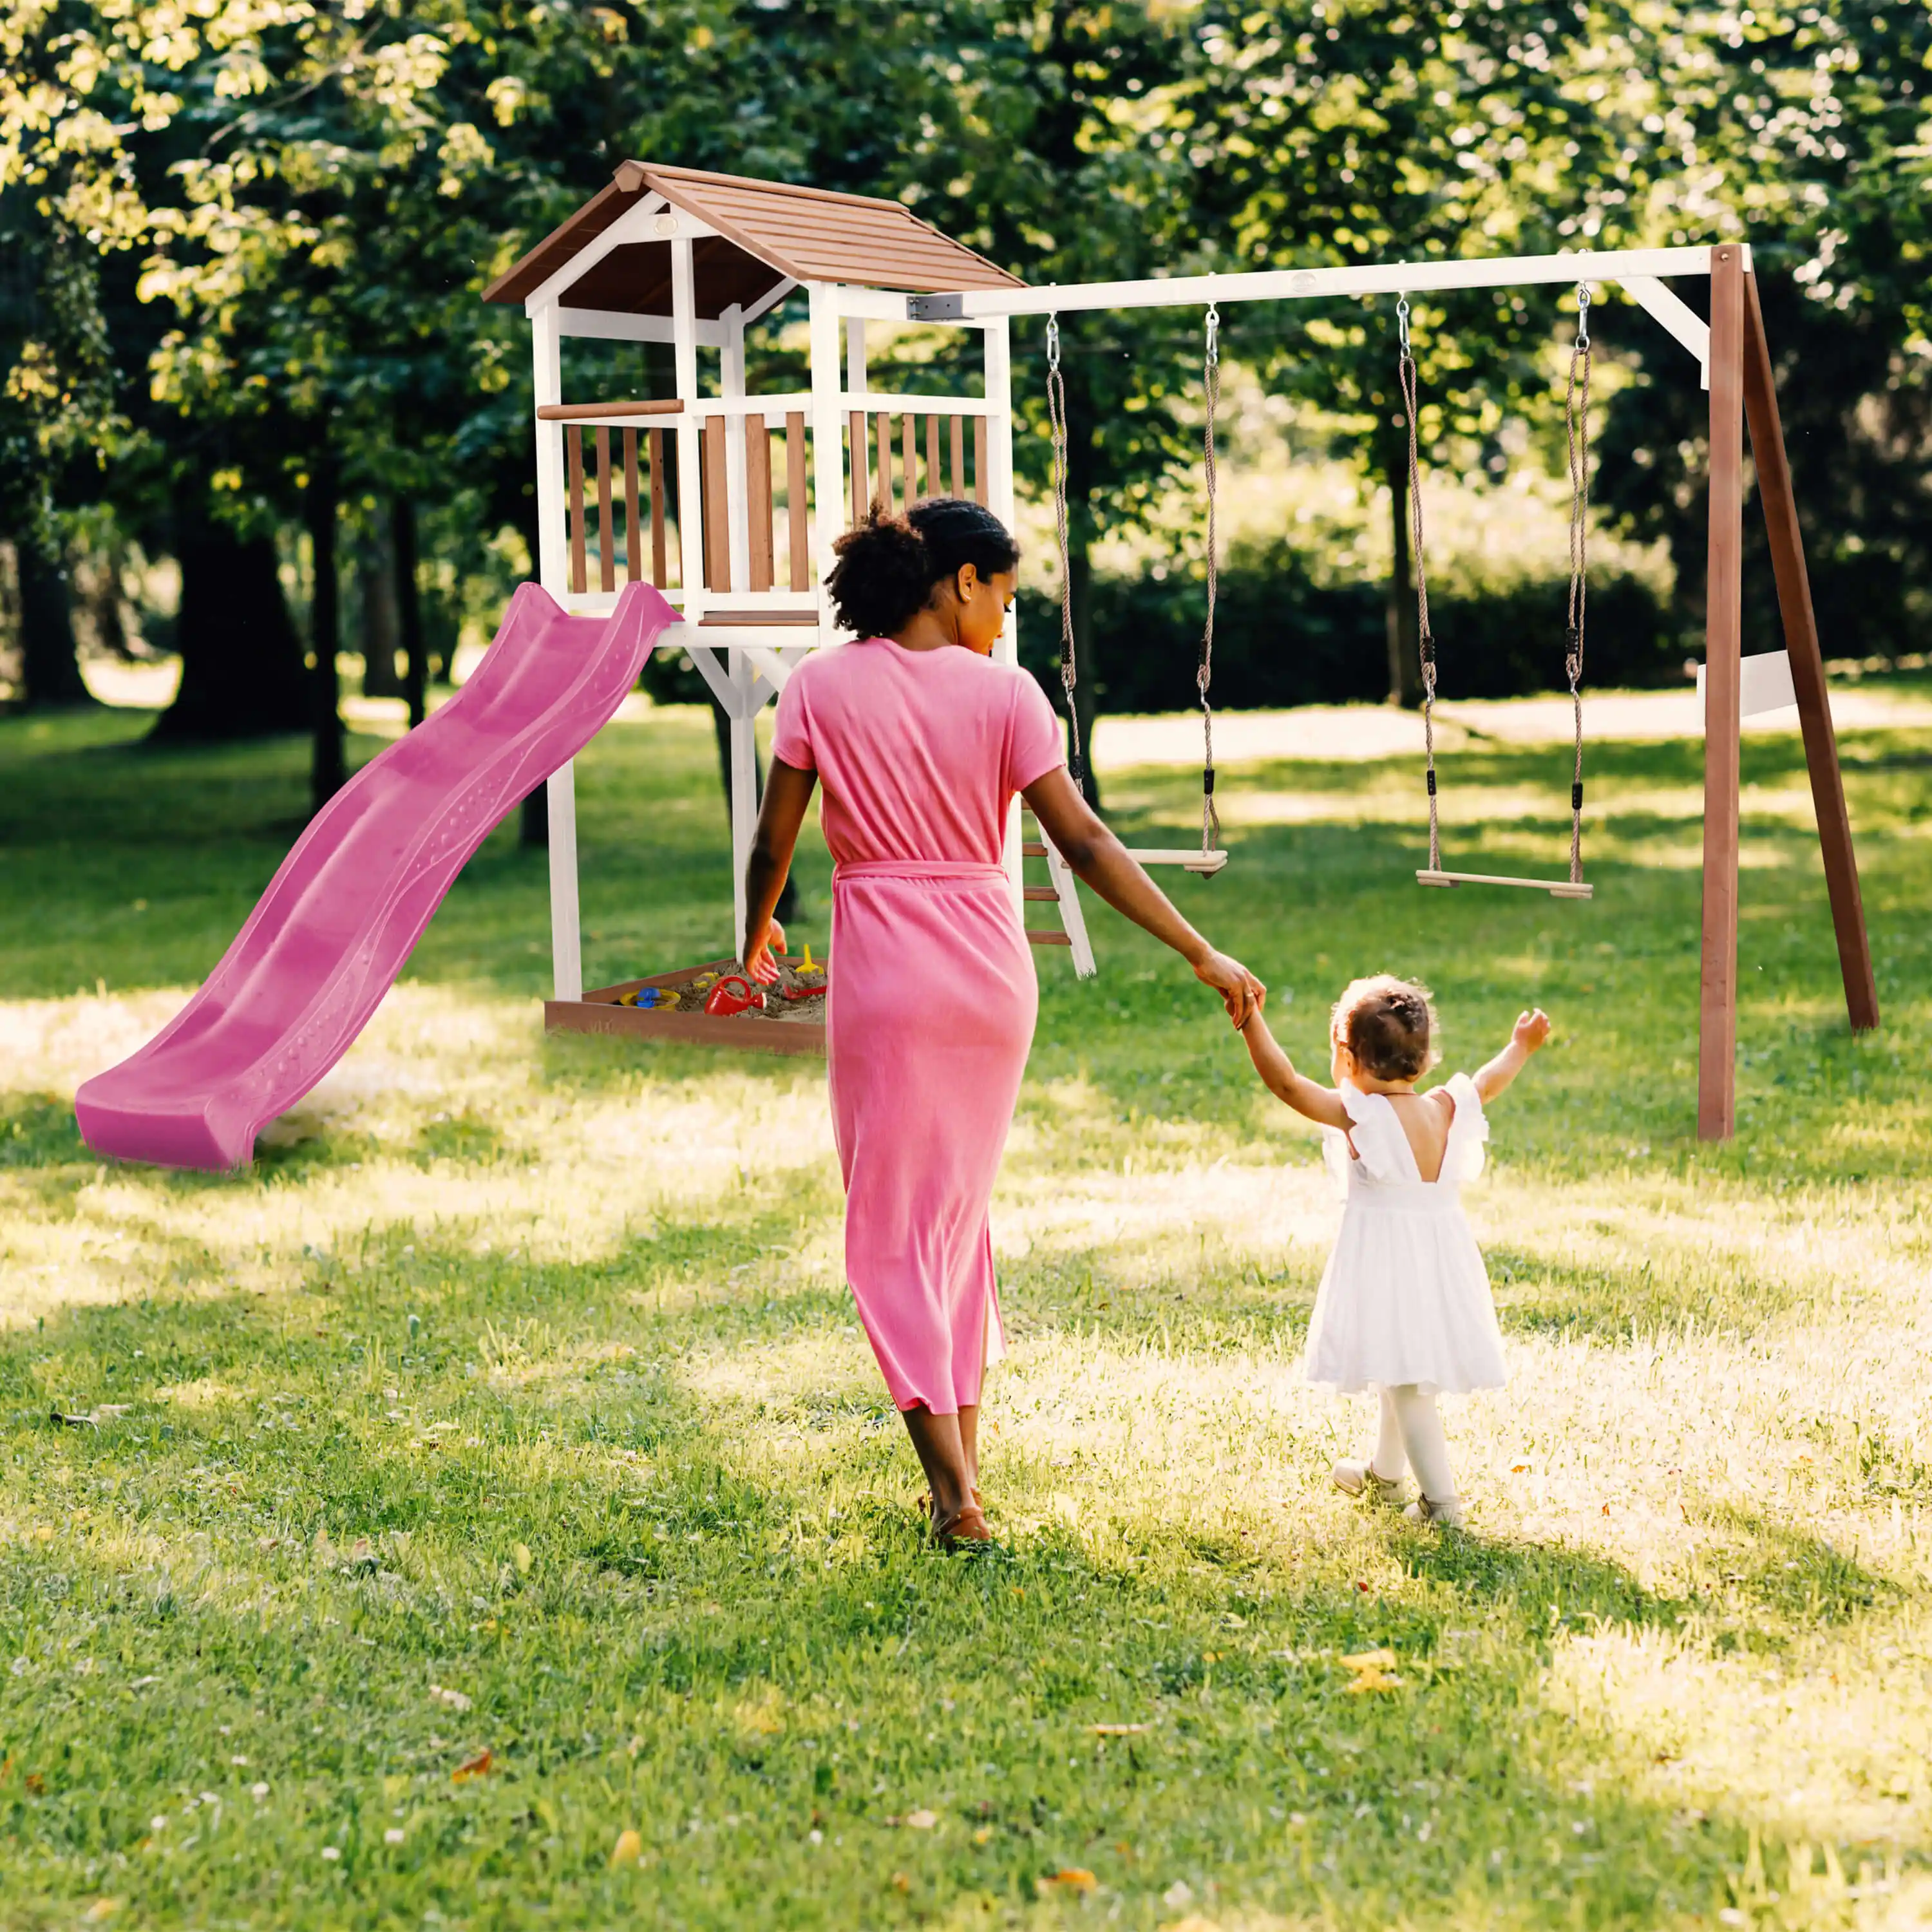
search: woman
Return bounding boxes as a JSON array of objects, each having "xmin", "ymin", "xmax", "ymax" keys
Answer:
[{"xmin": 744, "ymin": 499, "xmax": 1264, "ymax": 1546}]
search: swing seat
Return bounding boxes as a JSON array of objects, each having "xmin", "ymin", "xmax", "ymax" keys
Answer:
[
  {"xmin": 1125, "ymin": 847, "xmax": 1229, "ymax": 877},
  {"xmin": 1417, "ymin": 868, "xmax": 1593, "ymax": 900}
]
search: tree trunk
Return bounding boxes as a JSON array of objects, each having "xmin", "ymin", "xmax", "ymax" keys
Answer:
[
  {"xmin": 357, "ymin": 518, "xmax": 404, "ymax": 697},
  {"xmin": 1061, "ymin": 358, "xmax": 1103, "ymax": 811},
  {"xmin": 394, "ymin": 497, "xmax": 426, "ymax": 728},
  {"xmin": 307, "ymin": 451, "xmax": 346, "ymax": 814},
  {"xmin": 151, "ymin": 506, "xmax": 308, "ymax": 740},
  {"xmin": 1383, "ymin": 429, "xmax": 1421, "ymax": 708},
  {"xmin": 17, "ymin": 536, "xmax": 95, "ymax": 708}
]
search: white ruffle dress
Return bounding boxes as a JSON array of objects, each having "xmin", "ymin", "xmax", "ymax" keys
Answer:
[{"xmin": 1302, "ymin": 1074, "xmax": 1507, "ymax": 1396}]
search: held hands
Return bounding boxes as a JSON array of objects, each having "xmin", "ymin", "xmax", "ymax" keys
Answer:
[
  {"xmin": 1193, "ymin": 949, "xmax": 1266, "ymax": 1028},
  {"xmin": 745, "ymin": 916, "xmax": 787, "ymax": 985},
  {"xmin": 1513, "ymin": 1007, "xmax": 1552, "ymax": 1052}
]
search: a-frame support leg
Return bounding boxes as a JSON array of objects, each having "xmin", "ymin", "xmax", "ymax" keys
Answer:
[
  {"xmin": 1739, "ymin": 272, "xmax": 1880, "ymax": 1036},
  {"xmin": 1698, "ymin": 245, "xmax": 1747, "ymax": 1141}
]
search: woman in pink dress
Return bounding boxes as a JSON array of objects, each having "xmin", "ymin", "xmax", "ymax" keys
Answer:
[{"xmin": 743, "ymin": 500, "xmax": 1262, "ymax": 1546}]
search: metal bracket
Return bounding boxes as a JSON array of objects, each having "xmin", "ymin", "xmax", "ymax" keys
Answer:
[{"xmin": 905, "ymin": 292, "xmax": 964, "ymax": 321}]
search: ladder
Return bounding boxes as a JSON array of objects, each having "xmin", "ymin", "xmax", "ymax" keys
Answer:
[{"xmin": 1020, "ymin": 811, "xmax": 1095, "ymax": 977}]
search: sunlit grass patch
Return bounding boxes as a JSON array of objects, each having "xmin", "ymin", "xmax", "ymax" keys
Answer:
[{"xmin": 0, "ymin": 700, "xmax": 1927, "ymax": 1927}]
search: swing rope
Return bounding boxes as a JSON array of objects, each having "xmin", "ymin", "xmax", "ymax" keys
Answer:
[
  {"xmin": 1045, "ymin": 313, "xmax": 1084, "ymax": 791},
  {"xmin": 1198, "ymin": 303, "xmax": 1221, "ymax": 855},
  {"xmin": 1564, "ymin": 282, "xmax": 1592, "ymax": 887},
  {"xmin": 1396, "ymin": 295, "xmax": 1441, "ymax": 874}
]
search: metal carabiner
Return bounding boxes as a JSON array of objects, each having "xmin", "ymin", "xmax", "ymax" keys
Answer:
[
  {"xmin": 1046, "ymin": 312, "xmax": 1061, "ymax": 370},
  {"xmin": 1574, "ymin": 281, "xmax": 1591, "ymax": 353},
  {"xmin": 1204, "ymin": 303, "xmax": 1220, "ymax": 368},
  {"xmin": 1396, "ymin": 293, "xmax": 1412, "ymax": 353}
]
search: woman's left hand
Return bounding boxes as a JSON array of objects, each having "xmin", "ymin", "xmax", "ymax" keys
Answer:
[
  {"xmin": 1193, "ymin": 949, "xmax": 1265, "ymax": 1027},
  {"xmin": 746, "ymin": 916, "xmax": 787, "ymax": 984}
]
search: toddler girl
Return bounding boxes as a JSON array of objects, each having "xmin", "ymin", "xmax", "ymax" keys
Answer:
[{"xmin": 1238, "ymin": 976, "xmax": 1549, "ymax": 1527}]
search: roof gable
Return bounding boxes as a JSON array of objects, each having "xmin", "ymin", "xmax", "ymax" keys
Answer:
[{"xmin": 481, "ymin": 163, "xmax": 1022, "ymax": 317}]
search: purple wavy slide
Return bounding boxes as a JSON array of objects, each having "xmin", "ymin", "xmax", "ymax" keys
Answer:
[{"xmin": 75, "ymin": 580, "xmax": 678, "ymax": 1171}]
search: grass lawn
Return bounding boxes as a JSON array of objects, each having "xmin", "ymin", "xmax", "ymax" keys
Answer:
[{"xmin": 1, "ymin": 688, "xmax": 1929, "ymax": 1930}]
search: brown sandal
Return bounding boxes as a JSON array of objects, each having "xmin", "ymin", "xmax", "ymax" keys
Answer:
[{"xmin": 931, "ymin": 1500, "xmax": 992, "ymax": 1548}]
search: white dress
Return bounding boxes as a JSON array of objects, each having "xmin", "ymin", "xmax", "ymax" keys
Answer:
[{"xmin": 1302, "ymin": 1074, "xmax": 1507, "ymax": 1396}]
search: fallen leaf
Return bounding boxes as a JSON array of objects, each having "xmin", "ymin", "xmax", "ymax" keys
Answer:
[
  {"xmin": 83, "ymin": 1900, "xmax": 123, "ymax": 1922},
  {"xmin": 890, "ymin": 1871, "xmax": 911, "ymax": 1892},
  {"xmin": 1340, "ymin": 1650, "xmax": 1397, "ymax": 1672},
  {"xmin": 428, "ymin": 1684, "xmax": 472, "ymax": 1712},
  {"xmin": 609, "ymin": 1827, "xmax": 643, "ymax": 1868},
  {"xmin": 25, "ymin": 1774, "xmax": 45, "ymax": 1795},
  {"xmin": 1345, "ymin": 1669, "xmax": 1402, "ymax": 1695},
  {"xmin": 1089, "ymin": 1723, "xmax": 1148, "ymax": 1736},
  {"xmin": 904, "ymin": 1808, "xmax": 938, "ymax": 1830},
  {"xmin": 513, "ymin": 1543, "xmax": 533, "ymax": 1576},
  {"xmin": 1039, "ymin": 1870, "xmax": 1097, "ymax": 1893},
  {"xmin": 451, "ymin": 1750, "xmax": 493, "ymax": 1782},
  {"xmin": 973, "ymin": 1826, "xmax": 995, "ymax": 1845}
]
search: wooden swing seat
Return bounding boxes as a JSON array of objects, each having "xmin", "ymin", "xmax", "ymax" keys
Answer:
[
  {"xmin": 1417, "ymin": 868, "xmax": 1593, "ymax": 900},
  {"xmin": 1125, "ymin": 847, "xmax": 1229, "ymax": 876}
]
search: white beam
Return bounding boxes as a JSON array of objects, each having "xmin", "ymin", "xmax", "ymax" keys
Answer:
[
  {"xmin": 522, "ymin": 195, "xmax": 675, "ymax": 316},
  {"xmin": 807, "ymin": 283, "xmax": 847, "ymax": 629},
  {"xmin": 553, "ymin": 306, "xmax": 728, "ymax": 348},
  {"xmin": 906, "ymin": 243, "xmax": 1749, "ymax": 321},
  {"xmin": 1616, "ymin": 274, "xmax": 1713, "ymax": 385},
  {"xmin": 670, "ymin": 235, "xmax": 706, "ymax": 621}
]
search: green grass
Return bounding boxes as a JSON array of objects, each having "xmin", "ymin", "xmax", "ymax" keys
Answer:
[{"xmin": 1, "ymin": 694, "xmax": 1929, "ymax": 1929}]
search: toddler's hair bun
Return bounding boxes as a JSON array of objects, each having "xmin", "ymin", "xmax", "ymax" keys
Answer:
[{"xmin": 1331, "ymin": 974, "xmax": 1439, "ymax": 1081}]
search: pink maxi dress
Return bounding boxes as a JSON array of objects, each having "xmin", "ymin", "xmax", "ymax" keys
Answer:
[{"xmin": 770, "ymin": 636, "xmax": 1065, "ymax": 1414}]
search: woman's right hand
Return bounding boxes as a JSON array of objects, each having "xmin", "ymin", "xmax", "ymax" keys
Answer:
[
  {"xmin": 1193, "ymin": 949, "xmax": 1265, "ymax": 1028},
  {"xmin": 745, "ymin": 916, "xmax": 786, "ymax": 985}
]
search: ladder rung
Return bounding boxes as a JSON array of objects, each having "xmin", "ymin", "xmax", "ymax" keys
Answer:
[
  {"xmin": 1021, "ymin": 841, "xmax": 1048, "ymax": 858},
  {"xmin": 1023, "ymin": 886, "xmax": 1059, "ymax": 901},
  {"xmin": 1026, "ymin": 929, "xmax": 1073, "ymax": 946}
]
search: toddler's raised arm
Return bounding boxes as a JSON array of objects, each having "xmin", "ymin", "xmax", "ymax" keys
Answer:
[
  {"xmin": 1473, "ymin": 1008, "xmax": 1552, "ymax": 1103},
  {"xmin": 1239, "ymin": 1012, "xmax": 1350, "ymax": 1129}
]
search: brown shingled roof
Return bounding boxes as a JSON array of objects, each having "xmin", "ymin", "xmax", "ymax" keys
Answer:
[{"xmin": 481, "ymin": 163, "xmax": 1023, "ymax": 317}]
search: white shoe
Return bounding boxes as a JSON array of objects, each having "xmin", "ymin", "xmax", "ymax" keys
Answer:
[
  {"xmin": 1332, "ymin": 1458, "xmax": 1412, "ymax": 1506},
  {"xmin": 1403, "ymin": 1494, "xmax": 1465, "ymax": 1528}
]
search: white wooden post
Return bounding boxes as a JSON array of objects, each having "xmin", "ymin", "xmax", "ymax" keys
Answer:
[
  {"xmin": 721, "ymin": 302, "xmax": 752, "ymax": 594},
  {"xmin": 982, "ymin": 314, "xmax": 1025, "ymax": 912},
  {"xmin": 730, "ymin": 658, "xmax": 760, "ymax": 961},
  {"xmin": 531, "ymin": 298, "xmax": 583, "ymax": 1003},
  {"xmin": 845, "ymin": 316, "xmax": 867, "ymax": 399},
  {"xmin": 670, "ymin": 235, "xmax": 705, "ymax": 618},
  {"xmin": 807, "ymin": 284, "xmax": 846, "ymax": 629}
]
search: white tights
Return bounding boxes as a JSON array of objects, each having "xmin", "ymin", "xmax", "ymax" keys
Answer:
[{"xmin": 1370, "ymin": 1384, "xmax": 1457, "ymax": 1504}]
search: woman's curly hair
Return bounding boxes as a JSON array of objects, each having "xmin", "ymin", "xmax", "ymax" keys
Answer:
[
  {"xmin": 1331, "ymin": 974, "xmax": 1439, "ymax": 1082},
  {"xmin": 824, "ymin": 497, "xmax": 1019, "ymax": 639}
]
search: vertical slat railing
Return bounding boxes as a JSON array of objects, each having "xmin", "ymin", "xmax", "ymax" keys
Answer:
[
  {"xmin": 594, "ymin": 428, "xmax": 616, "ymax": 594},
  {"xmin": 621, "ymin": 430, "xmax": 642, "ymax": 583},
  {"xmin": 874, "ymin": 410, "xmax": 892, "ymax": 513},
  {"xmin": 786, "ymin": 412, "xmax": 810, "ymax": 592},
  {"xmin": 648, "ymin": 430, "xmax": 668, "ymax": 587},
  {"xmin": 950, "ymin": 418, "xmax": 965, "ymax": 497},
  {"xmin": 902, "ymin": 413, "xmax": 918, "ymax": 506},
  {"xmin": 747, "ymin": 415, "xmax": 775, "ymax": 592},
  {"xmin": 565, "ymin": 425, "xmax": 588, "ymax": 595},
  {"xmin": 703, "ymin": 415, "xmax": 731, "ymax": 592},
  {"xmin": 972, "ymin": 417, "xmax": 989, "ymax": 507},
  {"xmin": 849, "ymin": 412, "xmax": 867, "ymax": 523}
]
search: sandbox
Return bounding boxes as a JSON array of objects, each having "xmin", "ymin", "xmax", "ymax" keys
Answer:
[{"xmin": 544, "ymin": 954, "xmax": 827, "ymax": 1057}]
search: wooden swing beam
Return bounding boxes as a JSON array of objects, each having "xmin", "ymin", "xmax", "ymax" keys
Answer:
[{"xmin": 917, "ymin": 240, "xmax": 1880, "ymax": 1142}]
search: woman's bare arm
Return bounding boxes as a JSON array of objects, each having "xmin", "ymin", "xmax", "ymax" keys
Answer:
[
  {"xmin": 1238, "ymin": 1011, "xmax": 1352, "ymax": 1129},
  {"xmin": 743, "ymin": 757, "xmax": 818, "ymax": 982},
  {"xmin": 1021, "ymin": 766, "xmax": 1264, "ymax": 1027}
]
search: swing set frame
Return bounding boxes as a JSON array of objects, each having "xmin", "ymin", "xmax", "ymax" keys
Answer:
[{"xmin": 914, "ymin": 241, "xmax": 1880, "ymax": 1142}]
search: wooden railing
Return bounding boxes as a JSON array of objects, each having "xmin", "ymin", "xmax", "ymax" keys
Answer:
[
  {"xmin": 544, "ymin": 397, "xmax": 990, "ymax": 602},
  {"xmin": 848, "ymin": 408, "xmax": 988, "ymax": 522}
]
